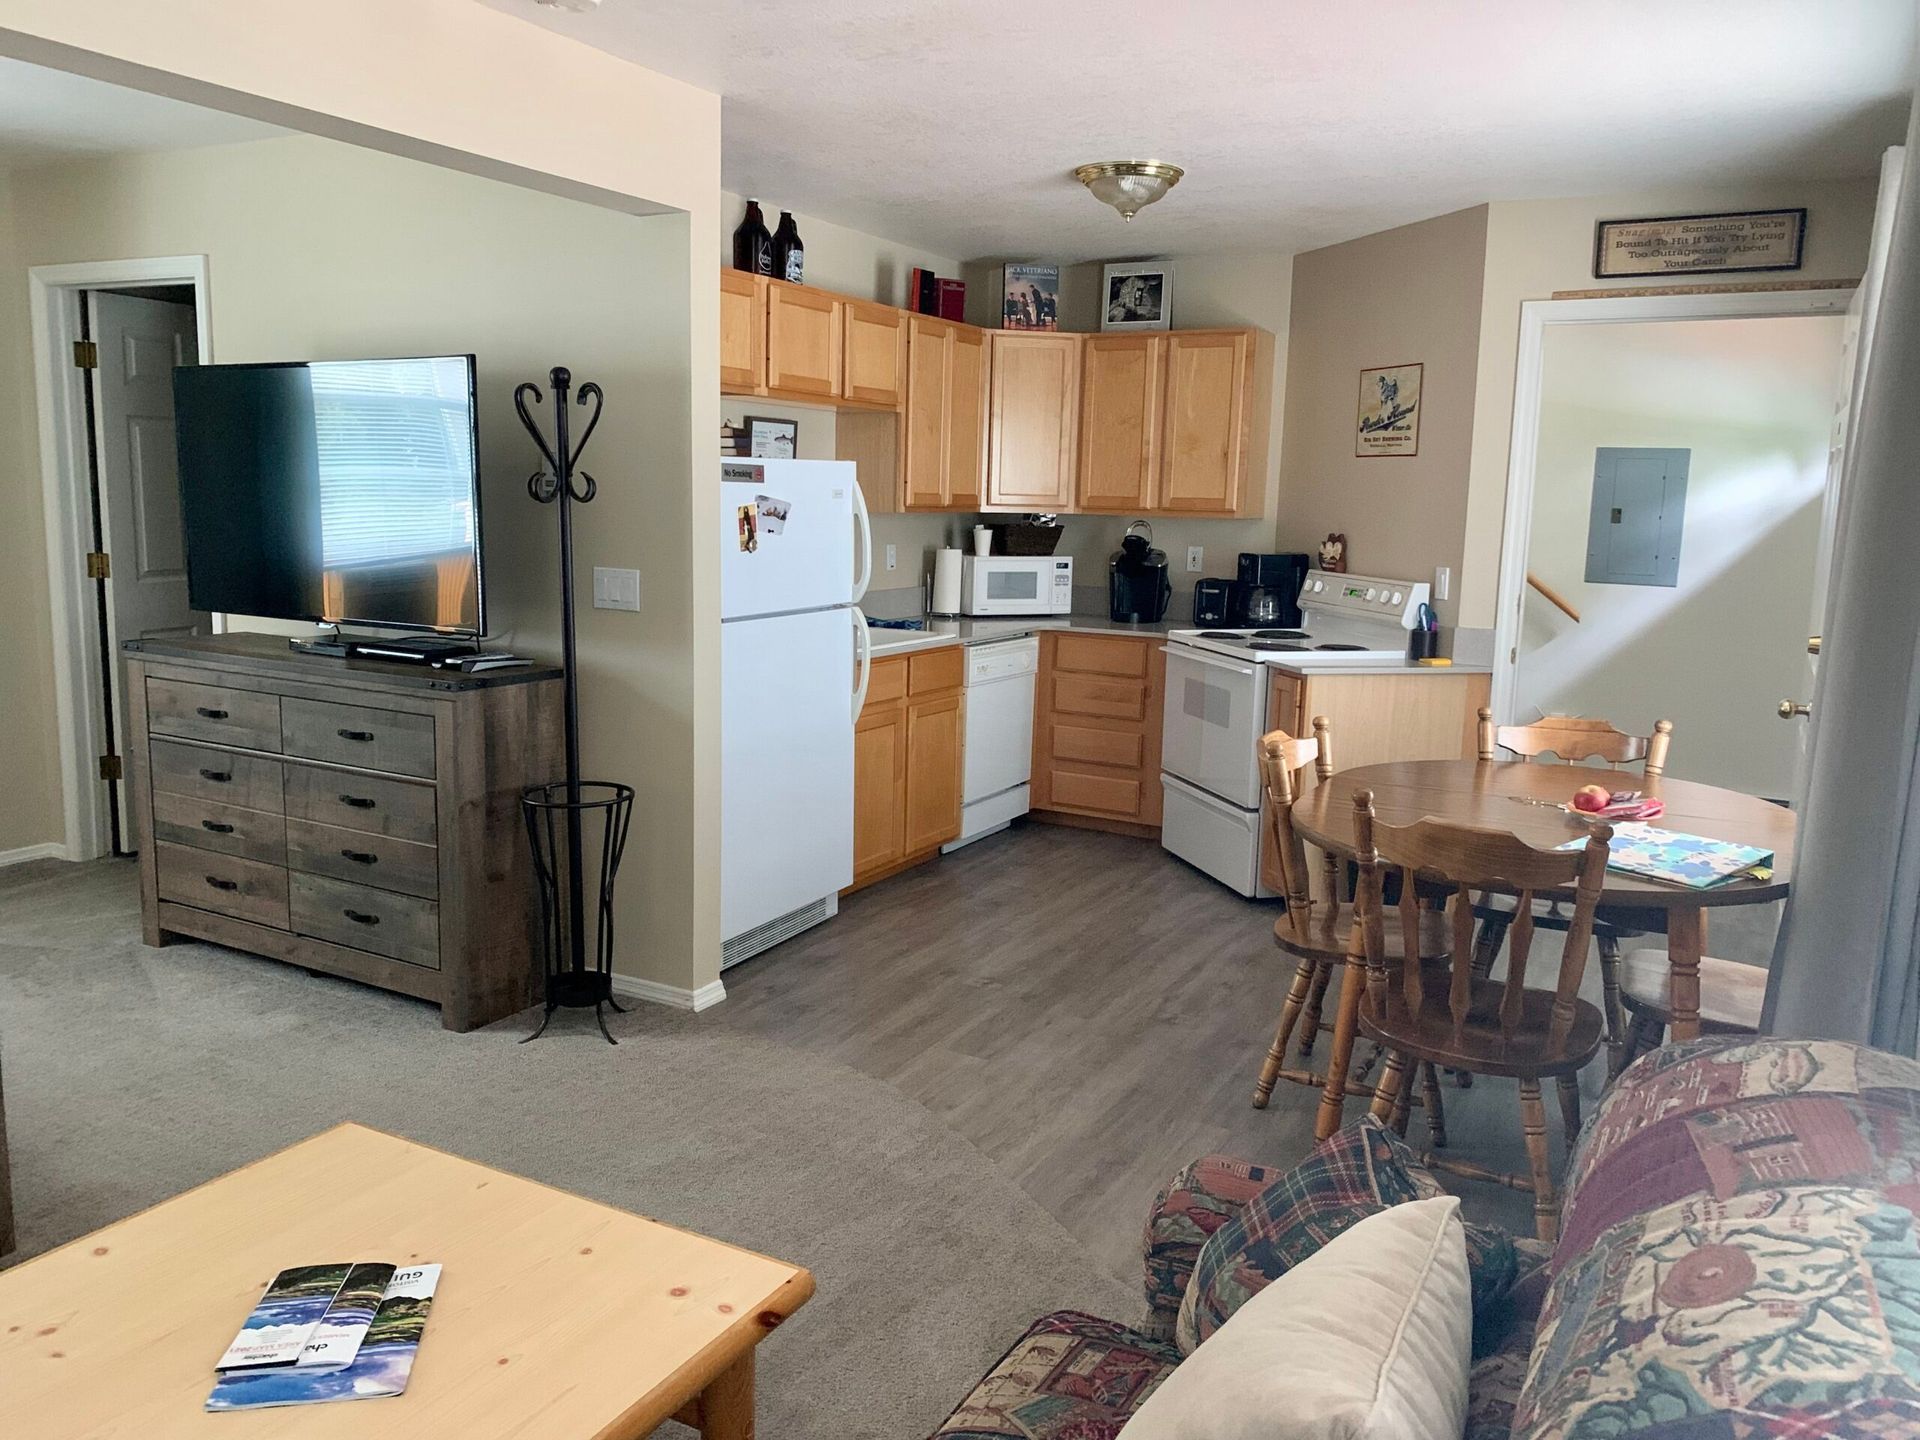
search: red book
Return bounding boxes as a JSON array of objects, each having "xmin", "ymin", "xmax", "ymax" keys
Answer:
[{"xmin": 937, "ymin": 278, "xmax": 967, "ymax": 322}]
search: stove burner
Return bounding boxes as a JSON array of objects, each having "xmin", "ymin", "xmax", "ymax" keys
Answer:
[
  {"xmin": 1314, "ymin": 643, "xmax": 1369, "ymax": 652},
  {"xmin": 1195, "ymin": 630, "xmax": 1246, "ymax": 640},
  {"xmin": 1252, "ymin": 629, "xmax": 1309, "ymax": 640},
  {"xmin": 1247, "ymin": 640, "xmax": 1311, "ymax": 652}
]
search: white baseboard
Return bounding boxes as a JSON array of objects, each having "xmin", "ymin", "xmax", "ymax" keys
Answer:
[
  {"xmin": 0, "ymin": 841, "xmax": 70, "ymax": 867},
  {"xmin": 611, "ymin": 973, "xmax": 729, "ymax": 1012}
]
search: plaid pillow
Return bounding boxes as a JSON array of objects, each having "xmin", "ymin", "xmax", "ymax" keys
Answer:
[{"xmin": 1175, "ymin": 1117, "xmax": 1519, "ymax": 1357}]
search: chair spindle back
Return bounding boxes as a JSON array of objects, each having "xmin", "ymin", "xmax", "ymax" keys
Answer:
[
  {"xmin": 1258, "ymin": 719, "xmax": 1337, "ymax": 911},
  {"xmin": 1477, "ymin": 707, "xmax": 1673, "ymax": 775}
]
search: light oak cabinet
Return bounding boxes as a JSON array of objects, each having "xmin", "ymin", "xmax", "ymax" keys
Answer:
[
  {"xmin": 987, "ymin": 333, "xmax": 1081, "ymax": 510},
  {"xmin": 765, "ymin": 280, "xmax": 843, "ymax": 400},
  {"xmin": 848, "ymin": 648, "xmax": 966, "ymax": 891},
  {"xmin": 843, "ymin": 299, "xmax": 909, "ymax": 408},
  {"xmin": 721, "ymin": 272, "xmax": 907, "ymax": 411},
  {"xmin": 1031, "ymin": 632, "xmax": 1165, "ymax": 829},
  {"xmin": 902, "ymin": 316, "xmax": 988, "ymax": 511},
  {"xmin": 719, "ymin": 270, "xmax": 766, "ymax": 394},
  {"xmin": 1077, "ymin": 335, "xmax": 1164, "ymax": 512}
]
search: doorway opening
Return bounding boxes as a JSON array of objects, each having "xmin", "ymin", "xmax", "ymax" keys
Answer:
[
  {"xmin": 1492, "ymin": 289, "xmax": 1853, "ymax": 802},
  {"xmin": 30, "ymin": 257, "xmax": 212, "ymax": 862}
]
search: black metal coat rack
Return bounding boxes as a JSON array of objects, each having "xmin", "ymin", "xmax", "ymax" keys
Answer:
[{"xmin": 516, "ymin": 366, "xmax": 633, "ymax": 1043}]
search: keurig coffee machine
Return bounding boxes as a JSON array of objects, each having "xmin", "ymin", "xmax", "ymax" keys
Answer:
[{"xmin": 1109, "ymin": 521, "xmax": 1172, "ymax": 623}]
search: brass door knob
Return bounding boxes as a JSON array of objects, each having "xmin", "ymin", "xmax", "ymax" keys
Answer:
[
  {"xmin": 1778, "ymin": 700, "xmax": 1812, "ymax": 719},
  {"xmin": 1807, "ymin": 635, "xmax": 1822, "ymax": 655}
]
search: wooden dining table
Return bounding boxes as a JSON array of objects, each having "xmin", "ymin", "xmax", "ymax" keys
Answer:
[{"xmin": 1292, "ymin": 758, "xmax": 1797, "ymax": 1140}]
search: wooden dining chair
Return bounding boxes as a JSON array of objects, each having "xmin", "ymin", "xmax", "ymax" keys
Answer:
[
  {"xmin": 1615, "ymin": 947, "xmax": 1763, "ymax": 1066},
  {"xmin": 1251, "ymin": 719, "xmax": 1450, "ymax": 1113},
  {"xmin": 1474, "ymin": 707, "xmax": 1673, "ymax": 1076},
  {"xmin": 1351, "ymin": 792, "xmax": 1612, "ymax": 1242}
]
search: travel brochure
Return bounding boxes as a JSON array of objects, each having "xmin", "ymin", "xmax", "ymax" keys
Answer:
[
  {"xmin": 207, "ymin": 1262, "xmax": 440, "ymax": 1411},
  {"xmin": 1557, "ymin": 821, "xmax": 1773, "ymax": 889}
]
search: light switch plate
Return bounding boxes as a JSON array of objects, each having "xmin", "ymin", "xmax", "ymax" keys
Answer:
[
  {"xmin": 592, "ymin": 566, "xmax": 641, "ymax": 612},
  {"xmin": 885, "ymin": 543, "xmax": 897, "ymax": 571},
  {"xmin": 1186, "ymin": 545, "xmax": 1204, "ymax": 573},
  {"xmin": 1433, "ymin": 565, "xmax": 1451, "ymax": 601}
]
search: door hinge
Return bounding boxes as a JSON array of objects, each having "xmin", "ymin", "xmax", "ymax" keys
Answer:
[
  {"xmin": 98, "ymin": 753, "xmax": 123, "ymax": 782},
  {"xmin": 86, "ymin": 550, "xmax": 111, "ymax": 580},
  {"xmin": 73, "ymin": 339, "xmax": 99, "ymax": 370}
]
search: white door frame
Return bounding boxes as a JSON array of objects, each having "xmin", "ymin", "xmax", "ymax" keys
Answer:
[
  {"xmin": 1490, "ymin": 286, "xmax": 1854, "ymax": 725},
  {"xmin": 29, "ymin": 255, "xmax": 212, "ymax": 863}
]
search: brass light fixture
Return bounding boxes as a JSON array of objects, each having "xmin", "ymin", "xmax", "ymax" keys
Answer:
[{"xmin": 1074, "ymin": 160, "xmax": 1184, "ymax": 222}]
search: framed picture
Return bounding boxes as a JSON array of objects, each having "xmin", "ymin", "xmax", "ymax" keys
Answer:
[
  {"xmin": 1000, "ymin": 263, "xmax": 1061, "ymax": 331},
  {"xmin": 1100, "ymin": 261, "xmax": 1172, "ymax": 331},
  {"xmin": 1593, "ymin": 208, "xmax": 1806, "ymax": 279},
  {"xmin": 1355, "ymin": 363, "xmax": 1422, "ymax": 458},
  {"xmin": 744, "ymin": 414, "xmax": 798, "ymax": 459}
]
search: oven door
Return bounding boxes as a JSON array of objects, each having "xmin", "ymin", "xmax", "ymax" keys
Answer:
[{"xmin": 1159, "ymin": 643, "xmax": 1266, "ymax": 809}]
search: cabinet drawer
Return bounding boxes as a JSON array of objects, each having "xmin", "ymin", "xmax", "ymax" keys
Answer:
[
  {"xmin": 286, "ymin": 818, "xmax": 438, "ymax": 900},
  {"xmin": 147, "ymin": 677, "xmax": 281, "ymax": 751},
  {"xmin": 1047, "ymin": 767, "xmax": 1144, "ymax": 818},
  {"xmin": 1053, "ymin": 634, "xmax": 1148, "ymax": 678},
  {"xmin": 156, "ymin": 841, "xmax": 289, "ymax": 928},
  {"xmin": 1052, "ymin": 723, "xmax": 1144, "ymax": 770},
  {"xmin": 282, "ymin": 697, "xmax": 436, "ymax": 777},
  {"xmin": 283, "ymin": 765, "xmax": 437, "ymax": 845},
  {"xmin": 907, "ymin": 645, "xmax": 965, "ymax": 696},
  {"xmin": 864, "ymin": 655, "xmax": 908, "ymax": 707},
  {"xmin": 291, "ymin": 872, "xmax": 439, "ymax": 968},
  {"xmin": 1053, "ymin": 673, "xmax": 1149, "ymax": 722},
  {"xmin": 149, "ymin": 739, "xmax": 285, "ymax": 812},
  {"xmin": 152, "ymin": 792, "xmax": 287, "ymax": 865}
]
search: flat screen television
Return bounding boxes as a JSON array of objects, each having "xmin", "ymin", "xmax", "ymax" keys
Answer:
[{"xmin": 174, "ymin": 354, "xmax": 485, "ymax": 635}]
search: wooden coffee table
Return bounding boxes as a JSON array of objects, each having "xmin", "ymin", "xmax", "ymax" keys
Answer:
[{"xmin": 0, "ymin": 1123, "xmax": 814, "ymax": 1438}]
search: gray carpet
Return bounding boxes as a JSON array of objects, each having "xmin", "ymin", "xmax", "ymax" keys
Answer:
[{"xmin": 0, "ymin": 857, "xmax": 1133, "ymax": 1439}]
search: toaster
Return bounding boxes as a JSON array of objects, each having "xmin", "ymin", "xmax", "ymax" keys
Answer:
[{"xmin": 1191, "ymin": 578, "xmax": 1232, "ymax": 626}]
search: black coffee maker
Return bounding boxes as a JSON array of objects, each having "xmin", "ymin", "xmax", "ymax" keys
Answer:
[
  {"xmin": 1109, "ymin": 521, "xmax": 1172, "ymax": 623},
  {"xmin": 1227, "ymin": 552, "xmax": 1309, "ymax": 628}
]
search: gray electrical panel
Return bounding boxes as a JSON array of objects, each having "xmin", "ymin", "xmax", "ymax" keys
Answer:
[{"xmin": 1585, "ymin": 447, "xmax": 1689, "ymax": 587}]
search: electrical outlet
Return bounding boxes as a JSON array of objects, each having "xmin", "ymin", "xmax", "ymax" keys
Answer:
[
  {"xmin": 885, "ymin": 543, "xmax": 897, "ymax": 571},
  {"xmin": 1186, "ymin": 545, "xmax": 1204, "ymax": 573},
  {"xmin": 592, "ymin": 566, "xmax": 641, "ymax": 612},
  {"xmin": 1433, "ymin": 566, "xmax": 1451, "ymax": 601}
]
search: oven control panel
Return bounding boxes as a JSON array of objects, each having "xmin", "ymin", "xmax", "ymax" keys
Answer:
[{"xmin": 1299, "ymin": 570, "xmax": 1431, "ymax": 627}]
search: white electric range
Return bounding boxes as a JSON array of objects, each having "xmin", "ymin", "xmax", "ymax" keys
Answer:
[{"xmin": 1160, "ymin": 571, "xmax": 1432, "ymax": 897}]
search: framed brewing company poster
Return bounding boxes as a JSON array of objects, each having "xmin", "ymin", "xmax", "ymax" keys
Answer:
[
  {"xmin": 1356, "ymin": 363, "xmax": 1421, "ymax": 457},
  {"xmin": 1593, "ymin": 208, "xmax": 1806, "ymax": 279}
]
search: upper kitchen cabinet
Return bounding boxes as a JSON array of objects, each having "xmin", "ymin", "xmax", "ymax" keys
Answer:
[
  {"xmin": 1157, "ymin": 329, "xmax": 1271, "ymax": 516},
  {"xmin": 719, "ymin": 270, "xmax": 767, "ymax": 394},
  {"xmin": 902, "ymin": 316, "xmax": 988, "ymax": 511},
  {"xmin": 987, "ymin": 332, "xmax": 1081, "ymax": 510},
  {"xmin": 842, "ymin": 299, "xmax": 908, "ymax": 408},
  {"xmin": 1076, "ymin": 334, "xmax": 1165, "ymax": 512},
  {"xmin": 765, "ymin": 280, "xmax": 844, "ymax": 400}
]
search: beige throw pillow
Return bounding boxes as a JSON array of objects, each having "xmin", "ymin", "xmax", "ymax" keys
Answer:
[{"xmin": 1118, "ymin": 1197, "xmax": 1471, "ymax": 1440}]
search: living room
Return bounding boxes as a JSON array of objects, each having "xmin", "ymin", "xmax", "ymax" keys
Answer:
[{"xmin": 3, "ymin": 5, "xmax": 1920, "ymax": 1439}]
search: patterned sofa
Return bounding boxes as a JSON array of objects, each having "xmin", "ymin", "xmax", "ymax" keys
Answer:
[{"xmin": 929, "ymin": 1037, "xmax": 1920, "ymax": 1439}]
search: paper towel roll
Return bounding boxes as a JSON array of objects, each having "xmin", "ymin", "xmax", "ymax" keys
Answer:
[{"xmin": 931, "ymin": 547, "xmax": 964, "ymax": 616}]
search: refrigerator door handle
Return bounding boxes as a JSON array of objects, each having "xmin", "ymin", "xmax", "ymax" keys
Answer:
[
  {"xmin": 850, "ymin": 481, "xmax": 873, "ymax": 602},
  {"xmin": 851, "ymin": 605, "xmax": 873, "ymax": 721}
]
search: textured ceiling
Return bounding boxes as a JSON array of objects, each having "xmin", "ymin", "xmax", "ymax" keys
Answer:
[
  {"xmin": 482, "ymin": 0, "xmax": 1915, "ymax": 262},
  {"xmin": 0, "ymin": 57, "xmax": 284, "ymax": 168}
]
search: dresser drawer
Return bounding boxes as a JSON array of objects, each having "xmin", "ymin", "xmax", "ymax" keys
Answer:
[
  {"xmin": 282, "ymin": 697, "xmax": 435, "ymax": 777},
  {"xmin": 286, "ymin": 818, "xmax": 438, "ymax": 900},
  {"xmin": 148, "ymin": 678, "xmax": 281, "ymax": 751},
  {"xmin": 283, "ymin": 765, "xmax": 437, "ymax": 844},
  {"xmin": 152, "ymin": 792, "xmax": 288, "ymax": 865},
  {"xmin": 155, "ymin": 841, "xmax": 289, "ymax": 928},
  {"xmin": 291, "ymin": 872, "xmax": 439, "ymax": 968},
  {"xmin": 149, "ymin": 739, "xmax": 285, "ymax": 812}
]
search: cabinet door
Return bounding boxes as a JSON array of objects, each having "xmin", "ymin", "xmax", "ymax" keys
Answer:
[
  {"xmin": 766, "ymin": 281, "xmax": 843, "ymax": 399},
  {"xmin": 987, "ymin": 333, "xmax": 1080, "ymax": 509},
  {"xmin": 945, "ymin": 324, "xmax": 989, "ymax": 510},
  {"xmin": 1077, "ymin": 335, "xmax": 1163, "ymax": 511},
  {"xmin": 902, "ymin": 316, "xmax": 952, "ymax": 510},
  {"xmin": 719, "ymin": 269, "xmax": 766, "ymax": 393},
  {"xmin": 842, "ymin": 299, "xmax": 907, "ymax": 408},
  {"xmin": 1159, "ymin": 331, "xmax": 1249, "ymax": 514},
  {"xmin": 904, "ymin": 691, "xmax": 964, "ymax": 854},
  {"xmin": 852, "ymin": 698, "xmax": 907, "ymax": 881}
]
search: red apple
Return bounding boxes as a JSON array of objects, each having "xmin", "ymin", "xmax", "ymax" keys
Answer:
[{"xmin": 1571, "ymin": 784, "xmax": 1612, "ymax": 813}]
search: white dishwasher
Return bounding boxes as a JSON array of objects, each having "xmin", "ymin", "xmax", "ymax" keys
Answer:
[{"xmin": 942, "ymin": 636, "xmax": 1039, "ymax": 851}]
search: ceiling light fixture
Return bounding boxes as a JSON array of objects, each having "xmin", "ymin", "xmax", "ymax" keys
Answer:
[
  {"xmin": 534, "ymin": 0, "xmax": 601, "ymax": 11},
  {"xmin": 1073, "ymin": 160, "xmax": 1184, "ymax": 222}
]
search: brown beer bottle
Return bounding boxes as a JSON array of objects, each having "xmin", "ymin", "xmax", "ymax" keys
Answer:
[
  {"xmin": 772, "ymin": 210, "xmax": 804, "ymax": 284},
  {"xmin": 732, "ymin": 198, "xmax": 774, "ymax": 275}
]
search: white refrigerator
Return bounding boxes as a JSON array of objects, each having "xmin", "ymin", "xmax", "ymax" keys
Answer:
[{"xmin": 720, "ymin": 459, "xmax": 872, "ymax": 967}]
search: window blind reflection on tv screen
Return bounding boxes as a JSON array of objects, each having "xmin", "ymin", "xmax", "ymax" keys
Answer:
[{"xmin": 174, "ymin": 355, "xmax": 484, "ymax": 634}]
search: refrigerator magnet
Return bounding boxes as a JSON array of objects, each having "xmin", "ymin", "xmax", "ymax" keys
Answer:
[
  {"xmin": 755, "ymin": 495, "xmax": 790, "ymax": 534},
  {"xmin": 736, "ymin": 504, "xmax": 758, "ymax": 553}
]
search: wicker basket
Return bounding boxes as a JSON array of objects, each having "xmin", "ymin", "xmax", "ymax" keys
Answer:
[{"xmin": 997, "ymin": 522, "xmax": 1064, "ymax": 556}]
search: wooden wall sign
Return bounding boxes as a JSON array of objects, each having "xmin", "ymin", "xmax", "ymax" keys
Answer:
[{"xmin": 1594, "ymin": 209, "xmax": 1806, "ymax": 279}]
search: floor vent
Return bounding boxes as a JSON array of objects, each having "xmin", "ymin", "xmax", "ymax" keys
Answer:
[{"xmin": 722, "ymin": 895, "xmax": 835, "ymax": 970}]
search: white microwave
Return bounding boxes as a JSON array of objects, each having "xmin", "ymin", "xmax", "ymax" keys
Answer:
[{"xmin": 961, "ymin": 556, "xmax": 1074, "ymax": 616}]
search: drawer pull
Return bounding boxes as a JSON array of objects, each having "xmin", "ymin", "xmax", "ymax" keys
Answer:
[
  {"xmin": 339, "ymin": 794, "xmax": 377, "ymax": 810},
  {"xmin": 201, "ymin": 820, "xmax": 236, "ymax": 835},
  {"xmin": 200, "ymin": 767, "xmax": 232, "ymax": 784},
  {"xmin": 204, "ymin": 875, "xmax": 239, "ymax": 892},
  {"xmin": 337, "ymin": 728, "xmax": 376, "ymax": 743},
  {"xmin": 196, "ymin": 706, "xmax": 230, "ymax": 720},
  {"xmin": 341, "ymin": 849, "xmax": 379, "ymax": 866},
  {"xmin": 343, "ymin": 908, "xmax": 381, "ymax": 926}
]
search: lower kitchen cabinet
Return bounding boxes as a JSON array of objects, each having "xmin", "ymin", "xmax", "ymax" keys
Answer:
[
  {"xmin": 848, "ymin": 649, "xmax": 966, "ymax": 892},
  {"xmin": 1031, "ymin": 632, "xmax": 1165, "ymax": 830}
]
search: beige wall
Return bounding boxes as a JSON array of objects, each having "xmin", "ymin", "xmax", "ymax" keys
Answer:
[
  {"xmin": 1277, "ymin": 206, "xmax": 1490, "ymax": 626},
  {"xmin": 1460, "ymin": 178, "xmax": 1878, "ymax": 627}
]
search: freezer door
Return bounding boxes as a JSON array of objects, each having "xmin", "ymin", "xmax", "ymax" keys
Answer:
[
  {"xmin": 721, "ymin": 605, "xmax": 857, "ymax": 943},
  {"xmin": 720, "ymin": 459, "xmax": 858, "ymax": 620}
]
